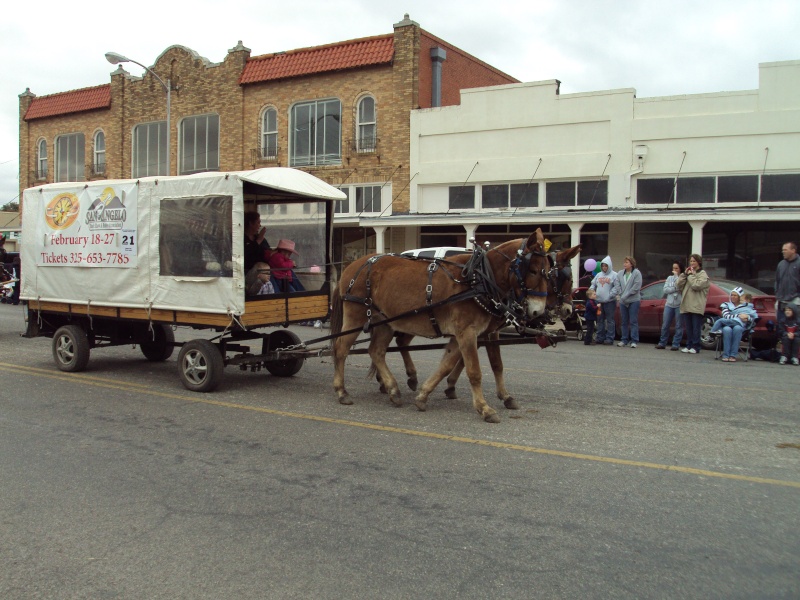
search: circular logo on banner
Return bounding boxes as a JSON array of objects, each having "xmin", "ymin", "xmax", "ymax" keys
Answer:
[{"xmin": 45, "ymin": 193, "xmax": 80, "ymax": 230}]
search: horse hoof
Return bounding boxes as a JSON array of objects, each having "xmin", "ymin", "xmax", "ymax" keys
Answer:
[
  {"xmin": 390, "ymin": 396, "xmax": 404, "ymax": 408},
  {"xmin": 407, "ymin": 377, "xmax": 418, "ymax": 392},
  {"xmin": 413, "ymin": 399, "xmax": 427, "ymax": 412},
  {"xmin": 338, "ymin": 396, "xmax": 353, "ymax": 406},
  {"xmin": 484, "ymin": 412, "xmax": 501, "ymax": 424},
  {"xmin": 503, "ymin": 397, "xmax": 519, "ymax": 410},
  {"xmin": 445, "ymin": 387, "xmax": 457, "ymax": 399}
]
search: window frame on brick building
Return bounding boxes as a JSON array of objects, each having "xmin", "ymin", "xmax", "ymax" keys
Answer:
[
  {"xmin": 355, "ymin": 184, "xmax": 381, "ymax": 213},
  {"xmin": 290, "ymin": 98, "xmax": 342, "ymax": 167},
  {"xmin": 133, "ymin": 121, "xmax": 168, "ymax": 178},
  {"xmin": 93, "ymin": 130, "xmax": 106, "ymax": 176},
  {"xmin": 260, "ymin": 106, "xmax": 278, "ymax": 160},
  {"xmin": 356, "ymin": 95, "xmax": 377, "ymax": 153},
  {"xmin": 179, "ymin": 113, "xmax": 221, "ymax": 175},
  {"xmin": 334, "ymin": 183, "xmax": 388, "ymax": 215},
  {"xmin": 36, "ymin": 138, "xmax": 48, "ymax": 180},
  {"xmin": 55, "ymin": 132, "xmax": 85, "ymax": 183}
]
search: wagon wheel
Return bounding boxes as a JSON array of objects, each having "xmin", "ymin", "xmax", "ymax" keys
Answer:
[
  {"xmin": 177, "ymin": 339, "xmax": 224, "ymax": 392},
  {"xmin": 52, "ymin": 324, "xmax": 91, "ymax": 372},
  {"xmin": 140, "ymin": 324, "xmax": 175, "ymax": 362},
  {"xmin": 265, "ymin": 330, "xmax": 304, "ymax": 377}
]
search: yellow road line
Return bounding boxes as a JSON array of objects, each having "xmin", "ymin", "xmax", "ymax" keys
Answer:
[{"xmin": 1, "ymin": 362, "xmax": 799, "ymax": 490}]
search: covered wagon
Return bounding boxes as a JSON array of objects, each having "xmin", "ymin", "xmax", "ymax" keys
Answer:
[{"xmin": 21, "ymin": 167, "xmax": 345, "ymax": 391}]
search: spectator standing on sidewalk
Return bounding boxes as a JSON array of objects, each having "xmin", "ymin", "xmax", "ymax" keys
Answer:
[
  {"xmin": 617, "ymin": 256, "xmax": 642, "ymax": 348},
  {"xmin": 775, "ymin": 241, "xmax": 800, "ymax": 326},
  {"xmin": 583, "ymin": 288, "xmax": 598, "ymax": 345},
  {"xmin": 589, "ymin": 256, "xmax": 620, "ymax": 345},
  {"xmin": 655, "ymin": 261, "xmax": 684, "ymax": 350},
  {"xmin": 778, "ymin": 305, "xmax": 800, "ymax": 365},
  {"xmin": 677, "ymin": 254, "xmax": 710, "ymax": 354}
]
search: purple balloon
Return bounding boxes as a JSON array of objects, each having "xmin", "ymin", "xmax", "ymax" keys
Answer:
[{"xmin": 583, "ymin": 258, "xmax": 597, "ymax": 272}]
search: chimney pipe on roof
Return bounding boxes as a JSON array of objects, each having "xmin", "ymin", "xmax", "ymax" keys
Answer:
[{"xmin": 430, "ymin": 47, "xmax": 446, "ymax": 107}]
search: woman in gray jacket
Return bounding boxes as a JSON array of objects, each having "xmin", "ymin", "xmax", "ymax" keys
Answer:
[
  {"xmin": 617, "ymin": 256, "xmax": 643, "ymax": 347},
  {"xmin": 655, "ymin": 261, "xmax": 684, "ymax": 350}
]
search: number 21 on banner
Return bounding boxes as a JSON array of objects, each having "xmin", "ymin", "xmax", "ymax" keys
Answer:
[{"xmin": 121, "ymin": 229, "xmax": 136, "ymax": 255}]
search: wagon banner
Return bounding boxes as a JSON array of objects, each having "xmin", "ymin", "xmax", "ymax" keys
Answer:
[{"xmin": 35, "ymin": 184, "xmax": 138, "ymax": 268}]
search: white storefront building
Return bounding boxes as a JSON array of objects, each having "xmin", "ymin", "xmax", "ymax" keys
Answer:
[{"xmin": 362, "ymin": 59, "xmax": 800, "ymax": 293}]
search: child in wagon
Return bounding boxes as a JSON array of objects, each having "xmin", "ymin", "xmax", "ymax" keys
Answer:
[
  {"xmin": 245, "ymin": 262, "xmax": 275, "ymax": 295},
  {"xmin": 268, "ymin": 239, "xmax": 306, "ymax": 293}
]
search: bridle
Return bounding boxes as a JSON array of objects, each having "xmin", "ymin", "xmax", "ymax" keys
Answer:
[
  {"xmin": 470, "ymin": 239, "xmax": 549, "ymax": 331},
  {"xmin": 544, "ymin": 251, "xmax": 574, "ymax": 317},
  {"xmin": 506, "ymin": 239, "xmax": 550, "ymax": 305}
]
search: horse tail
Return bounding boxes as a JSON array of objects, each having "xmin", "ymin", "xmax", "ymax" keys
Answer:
[{"xmin": 330, "ymin": 285, "xmax": 343, "ymax": 336}]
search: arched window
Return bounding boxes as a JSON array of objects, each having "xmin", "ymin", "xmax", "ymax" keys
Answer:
[
  {"xmin": 261, "ymin": 107, "xmax": 278, "ymax": 160},
  {"xmin": 37, "ymin": 139, "xmax": 48, "ymax": 179},
  {"xmin": 356, "ymin": 96, "xmax": 376, "ymax": 152},
  {"xmin": 93, "ymin": 131, "xmax": 106, "ymax": 175}
]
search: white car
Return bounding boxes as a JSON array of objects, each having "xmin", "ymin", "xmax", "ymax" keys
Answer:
[{"xmin": 400, "ymin": 246, "xmax": 470, "ymax": 259}]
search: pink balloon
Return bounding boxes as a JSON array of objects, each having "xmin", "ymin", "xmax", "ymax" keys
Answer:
[{"xmin": 583, "ymin": 258, "xmax": 597, "ymax": 272}]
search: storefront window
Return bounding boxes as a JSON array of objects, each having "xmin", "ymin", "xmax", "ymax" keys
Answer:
[{"xmin": 633, "ymin": 223, "xmax": 691, "ymax": 284}]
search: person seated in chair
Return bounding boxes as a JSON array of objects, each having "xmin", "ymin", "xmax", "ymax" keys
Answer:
[
  {"xmin": 268, "ymin": 239, "xmax": 306, "ymax": 293},
  {"xmin": 711, "ymin": 287, "xmax": 758, "ymax": 362}
]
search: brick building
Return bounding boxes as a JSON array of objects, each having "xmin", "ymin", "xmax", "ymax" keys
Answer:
[{"xmin": 18, "ymin": 15, "xmax": 516, "ymax": 266}]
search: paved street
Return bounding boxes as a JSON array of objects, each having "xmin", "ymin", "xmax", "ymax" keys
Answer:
[{"xmin": 0, "ymin": 302, "xmax": 798, "ymax": 599}]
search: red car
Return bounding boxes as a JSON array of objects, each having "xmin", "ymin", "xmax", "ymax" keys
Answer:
[{"xmin": 573, "ymin": 280, "xmax": 777, "ymax": 350}]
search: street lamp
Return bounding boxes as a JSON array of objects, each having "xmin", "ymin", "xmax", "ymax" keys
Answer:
[{"xmin": 105, "ymin": 51, "xmax": 171, "ymax": 175}]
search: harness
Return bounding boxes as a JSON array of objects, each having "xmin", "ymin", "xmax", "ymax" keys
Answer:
[
  {"xmin": 342, "ymin": 242, "xmax": 548, "ymax": 337},
  {"xmin": 545, "ymin": 251, "xmax": 573, "ymax": 313}
]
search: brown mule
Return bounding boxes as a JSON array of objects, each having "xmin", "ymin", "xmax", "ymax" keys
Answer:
[{"xmin": 330, "ymin": 230, "xmax": 552, "ymax": 423}]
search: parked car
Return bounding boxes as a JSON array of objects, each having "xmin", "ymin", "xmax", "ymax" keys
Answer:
[
  {"xmin": 573, "ymin": 279, "xmax": 776, "ymax": 349},
  {"xmin": 400, "ymin": 246, "xmax": 470, "ymax": 259}
]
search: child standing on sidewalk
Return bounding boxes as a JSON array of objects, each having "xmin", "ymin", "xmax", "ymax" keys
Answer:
[
  {"xmin": 778, "ymin": 305, "xmax": 799, "ymax": 365},
  {"xmin": 584, "ymin": 289, "xmax": 598, "ymax": 346}
]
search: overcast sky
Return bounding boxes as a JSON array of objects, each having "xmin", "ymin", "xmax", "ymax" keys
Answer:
[{"xmin": 2, "ymin": 0, "xmax": 798, "ymax": 207}]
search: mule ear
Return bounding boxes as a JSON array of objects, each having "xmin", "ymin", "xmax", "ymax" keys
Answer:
[
  {"xmin": 525, "ymin": 228, "xmax": 545, "ymax": 252},
  {"xmin": 557, "ymin": 244, "xmax": 582, "ymax": 263}
]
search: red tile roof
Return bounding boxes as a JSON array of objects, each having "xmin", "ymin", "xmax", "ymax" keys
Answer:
[
  {"xmin": 24, "ymin": 84, "xmax": 111, "ymax": 121},
  {"xmin": 240, "ymin": 34, "xmax": 394, "ymax": 85}
]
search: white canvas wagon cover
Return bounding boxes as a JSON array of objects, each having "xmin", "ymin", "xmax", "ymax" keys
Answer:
[{"xmin": 20, "ymin": 168, "xmax": 345, "ymax": 315}]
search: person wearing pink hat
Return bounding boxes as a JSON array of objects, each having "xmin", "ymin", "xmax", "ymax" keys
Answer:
[{"xmin": 268, "ymin": 239, "xmax": 306, "ymax": 292}]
